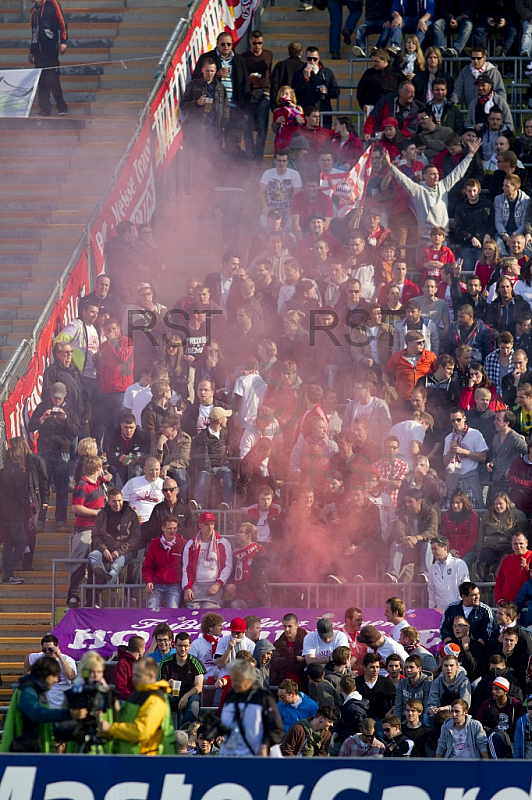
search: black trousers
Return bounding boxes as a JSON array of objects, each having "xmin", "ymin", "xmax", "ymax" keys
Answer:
[{"xmin": 34, "ymin": 51, "xmax": 67, "ymax": 115}]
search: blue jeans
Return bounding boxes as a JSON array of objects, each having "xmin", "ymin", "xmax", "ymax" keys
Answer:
[
  {"xmin": 38, "ymin": 451, "xmax": 70, "ymax": 524},
  {"xmin": 2, "ymin": 520, "xmax": 26, "ymax": 580},
  {"xmin": 389, "ymin": 16, "xmax": 433, "ymax": 48},
  {"xmin": 244, "ymin": 94, "xmax": 270, "ymax": 160},
  {"xmin": 172, "ymin": 695, "xmax": 200, "ymax": 728},
  {"xmin": 459, "ymin": 245, "xmax": 482, "ymax": 273},
  {"xmin": 88, "ymin": 549, "xmax": 132, "ymax": 583},
  {"xmin": 433, "ymin": 17, "xmax": 473, "ymax": 53},
  {"xmin": 148, "ymin": 583, "xmax": 182, "ymax": 609},
  {"xmin": 355, "ymin": 18, "xmax": 391, "ymax": 49},
  {"xmin": 195, "ymin": 466, "xmax": 234, "ymax": 506},
  {"xmin": 326, "ymin": 0, "xmax": 363, "ymax": 52},
  {"xmin": 473, "ymin": 19, "xmax": 518, "ymax": 54},
  {"xmin": 522, "ymin": 20, "xmax": 532, "ymax": 54}
]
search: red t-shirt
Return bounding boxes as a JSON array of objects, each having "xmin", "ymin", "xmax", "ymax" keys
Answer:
[{"xmin": 291, "ymin": 191, "xmax": 334, "ymax": 232}]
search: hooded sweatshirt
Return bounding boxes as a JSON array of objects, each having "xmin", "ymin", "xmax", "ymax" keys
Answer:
[
  {"xmin": 424, "ymin": 666, "xmax": 471, "ymax": 725},
  {"xmin": 254, "ymin": 639, "xmax": 275, "ymax": 689}
]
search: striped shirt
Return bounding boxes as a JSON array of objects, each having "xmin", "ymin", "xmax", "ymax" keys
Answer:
[{"xmin": 72, "ymin": 476, "xmax": 105, "ymax": 529}]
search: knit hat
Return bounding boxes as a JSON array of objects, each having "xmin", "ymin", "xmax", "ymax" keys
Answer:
[
  {"xmin": 317, "ymin": 618, "xmax": 334, "ymax": 638},
  {"xmin": 439, "ymin": 642, "xmax": 461, "ymax": 658},
  {"xmin": 382, "ymin": 117, "xmax": 398, "ymax": 127},
  {"xmin": 198, "ymin": 511, "xmax": 216, "ymax": 524},
  {"xmin": 357, "ymin": 625, "xmax": 382, "ymax": 646},
  {"xmin": 290, "ymin": 136, "xmax": 309, "ymax": 151},
  {"xmin": 492, "ymin": 676, "xmax": 510, "ymax": 692}
]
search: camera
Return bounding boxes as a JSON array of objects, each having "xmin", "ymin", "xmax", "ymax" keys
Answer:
[
  {"xmin": 198, "ymin": 710, "xmax": 231, "ymax": 741},
  {"xmin": 64, "ymin": 678, "xmax": 113, "ymax": 752}
]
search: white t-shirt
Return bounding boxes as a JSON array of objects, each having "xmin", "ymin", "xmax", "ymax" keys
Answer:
[
  {"xmin": 189, "ymin": 634, "xmax": 221, "ymax": 683},
  {"xmin": 214, "ymin": 633, "xmax": 256, "ymax": 678},
  {"xmin": 443, "ymin": 428, "xmax": 488, "ymax": 475},
  {"xmin": 28, "ymin": 651, "xmax": 77, "ymax": 708},
  {"xmin": 197, "ymin": 403, "xmax": 214, "ymax": 434},
  {"xmin": 131, "ymin": 386, "xmax": 152, "ymax": 426},
  {"xmin": 389, "ymin": 420, "xmax": 426, "ymax": 470},
  {"xmin": 196, "ymin": 539, "xmax": 221, "ymax": 583},
  {"xmin": 124, "ymin": 381, "xmax": 148, "ymax": 412},
  {"xmin": 121, "ymin": 476, "xmax": 164, "ymax": 523},
  {"xmin": 255, "ymin": 509, "xmax": 272, "ymax": 543},
  {"xmin": 84, "ymin": 324, "xmax": 100, "ymax": 379},
  {"xmin": 451, "ymin": 726, "xmax": 473, "ymax": 758},
  {"xmin": 233, "ymin": 373, "xmax": 268, "ymax": 423},
  {"xmin": 302, "ymin": 629, "xmax": 349, "ymax": 661},
  {"xmin": 351, "ymin": 264, "xmax": 377, "ymax": 301},
  {"xmin": 260, "ymin": 167, "xmax": 302, "ymax": 216},
  {"xmin": 390, "ymin": 620, "xmax": 409, "ymax": 641},
  {"xmin": 373, "ymin": 636, "xmax": 409, "ymax": 675}
]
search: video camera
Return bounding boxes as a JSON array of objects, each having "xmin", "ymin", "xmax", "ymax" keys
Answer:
[{"xmin": 64, "ymin": 676, "xmax": 113, "ymax": 753}]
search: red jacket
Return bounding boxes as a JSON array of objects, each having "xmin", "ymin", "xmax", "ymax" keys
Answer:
[
  {"xmin": 495, "ymin": 550, "xmax": 532, "ymax": 604},
  {"xmin": 458, "ymin": 385, "xmax": 505, "ymax": 412},
  {"xmin": 330, "ymin": 132, "xmax": 363, "ymax": 168},
  {"xmin": 142, "ymin": 534, "xmax": 186, "ymax": 586},
  {"xmin": 377, "ymin": 279, "xmax": 419, "ymax": 307},
  {"xmin": 98, "ymin": 335, "xmax": 134, "ymax": 394},
  {"xmin": 440, "ymin": 510, "xmax": 478, "ymax": 559},
  {"xmin": 114, "ymin": 646, "xmax": 137, "ymax": 700},
  {"xmin": 384, "ymin": 348, "xmax": 437, "ymax": 399}
]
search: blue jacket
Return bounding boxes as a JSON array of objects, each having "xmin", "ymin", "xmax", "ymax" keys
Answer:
[
  {"xmin": 391, "ymin": 0, "xmax": 435, "ymax": 18},
  {"xmin": 514, "ymin": 712, "xmax": 532, "ymax": 758},
  {"xmin": 277, "ymin": 693, "xmax": 318, "ymax": 733},
  {"xmin": 516, "ymin": 580, "xmax": 532, "ymax": 622}
]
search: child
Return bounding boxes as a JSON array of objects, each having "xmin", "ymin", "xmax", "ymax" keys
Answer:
[
  {"xmin": 402, "ymin": 699, "xmax": 431, "ymax": 757},
  {"xmin": 375, "ymin": 237, "xmax": 398, "ymax": 284},
  {"xmin": 271, "ymin": 86, "xmax": 305, "ymax": 153},
  {"xmin": 474, "ymin": 239, "xmax": 500, "ymax": 290},
  {"xmin": 400, "ymin": 35, "xmax": 425, "ymax": 80},
  {"xmin": 362, "ymin": 209, "xmax": 391, "ymax": 248},
  {"xmin": 421, "ymin": 226, "xmax": 456, "ymax": 269}
]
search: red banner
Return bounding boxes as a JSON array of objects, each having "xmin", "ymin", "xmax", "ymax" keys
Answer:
[
  {"xmin": 89, "ymin": 118, "xmax": 156, "ymax": 275},
  {"xmin": 3, "ymin": 250, "xmax": 89, "ymax": 441}
]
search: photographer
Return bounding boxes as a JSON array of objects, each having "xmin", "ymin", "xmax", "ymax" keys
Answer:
[
  {"xmin": 63, "ymin": 652, "xmax": 116, "ymax": 753},
  {"xmin": 99, "ymin": 656, "xmax": 176, "ymax": 755},
  {"xmin": 23, "ymin": 634, "xmax": 76, "ymax": 708},
  {"xmin": 0, "ymin": 657, "xmax": 87, "ymax": 753}
]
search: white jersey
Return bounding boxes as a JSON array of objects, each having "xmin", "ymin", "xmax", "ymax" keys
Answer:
[
  {"xmin": 189, "ymin": 634, "xmax": 221, "ymax": 684},
  {"xmin": 28, "ymin": 652, "xmax": 77, "ymax": 708},
  {"xmin": 214, "ymin": 633, "xmax": 255, "ymax": 679},
  {"xmin": 428, "ymin": 554, "xmax": 470, "ymax": 609},
  {"xmin": 302, "ymin": 629, "xmax": 349, "ymax": 661},
  {"xmin": 121, "ymin": 475, "xmax": 164, "ymax": 523}
]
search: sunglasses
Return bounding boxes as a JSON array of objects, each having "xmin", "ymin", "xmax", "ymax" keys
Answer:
[
  {"xmin": 42, "ymin": 647, "xmax": 55, "ymax": 653},
  {"xmin": 307, "ymin": 56, "xmax": 319, "ymax": 61},
  {"xmin": 162, "ymin": 487, "xmax": 177, "ymax": 492}
]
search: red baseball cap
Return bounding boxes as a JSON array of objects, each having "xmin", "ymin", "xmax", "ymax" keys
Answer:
[
  {"xmin": 198, "ymin": 511, "xmax": 216, "ymax": 524},
  {"xmin": 230, "ymin": 618, "xmax": 247, "ymax": 632}
]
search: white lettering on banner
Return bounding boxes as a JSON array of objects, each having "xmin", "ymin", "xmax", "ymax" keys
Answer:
[
  {"xmin": 44, "ymin": 784, "xmax": 94, "ymax": 800},
  {"xmin": 109, "ymin": 630, "xmax": 150, "ymax": 648},
  {"xmin": 491, "ymin": 788, "xmax": 532, "ymax": 800},
  {"xmin": 103, "ymin": 784, "xmax": 149, "ymax": 800},
  {"xmin": 201, "ymin": 787, "xmax": 253, "ymax": 800},
  {"xmin": 309, "ymin": 770, "xmax": 372, "ymax": 800},
  {"xmin": 444, "ymin": 790, "xmax": 480, "ymax": 800},
  {"xmin": 0, "ymin": 768, "xmax": 36, "ymax": 800},
  {"xmin": 70, "ymin": 629, "xmax": 108, "ymax": 651},
  {"xmin": 267, "ymin": 788, "xmax": 304, "ymax": 800},
  {"xmin": 382, "ymin": 789, "xmax": 430, "ymax": 800},
  {"xmin": 160, "ymin": 775, "xmax": 192, "ymax": 800}
]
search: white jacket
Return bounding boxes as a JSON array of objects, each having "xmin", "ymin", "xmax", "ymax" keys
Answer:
[{"xmin": 428, "ymin": 554, "xmax": 470, "ymax": 609}]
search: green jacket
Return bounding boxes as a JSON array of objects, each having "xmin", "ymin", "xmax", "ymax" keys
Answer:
[
  {"xmin": 0, "ymin": 680, "xmax": 65, "ymax": 753},
  {"xmin": 110, "ymin": 680, "xmax": 176, "ymax": 755}
]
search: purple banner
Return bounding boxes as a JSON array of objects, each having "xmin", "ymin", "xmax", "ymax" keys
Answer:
[{"xmin": 52, "ymin": 608, "xmax": 443, "ymax": 660}]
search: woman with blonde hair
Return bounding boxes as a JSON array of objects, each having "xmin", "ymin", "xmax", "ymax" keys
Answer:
[
  {"xmin": 413, "ymin": 46, "xmax": 454, "ymax": 103},
  {"xmin": 74, "ymin": 437, "xmax": 98, "ymax": 484},
  {"xmin": 155, "ymin": 336, "xmax": 194, "ymax": 404},
  {"xmin": 400, "ymin": 34, "xmax": 425, "ymax": 80},
  {"xmin": 476, "ymin": 492, "xmax": 528, "ymax": 581},
  {"xmin": 271, "ymin": 85, "xmax": 304, "ymax": 152}
]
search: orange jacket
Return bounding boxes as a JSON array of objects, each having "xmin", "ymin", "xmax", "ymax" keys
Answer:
[{"xmin": 384, "ymin": 349, "xmax": 437, "ymax": 399}]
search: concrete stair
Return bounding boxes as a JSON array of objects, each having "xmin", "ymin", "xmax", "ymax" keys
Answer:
[{"xmin": 0, "ymin": 0, "xmax": 188, "ymax": 373}]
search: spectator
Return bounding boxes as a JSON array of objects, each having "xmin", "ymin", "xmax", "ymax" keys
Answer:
[
  {"xmin": 105, "ymin": 412, "xmax": 150, "ymax": 490},
  {"xmin": 338, "ymin": 716, "xmax": 386, "ymax": 756},
  {"xmin": 191, "ymin": 406, "xmax": 234, "ymax": 509},
  {"xmin": 291, "ymin": 47, "xmax": 340, "ymax": 128},
  {"xmin": 451, "ymin": 48, "xmax": 506, "ymax": 108},
  {"xmin": 28, "ymin": 0, "xmax": 68, "ymax": 118},
  {"xmin": 440, "ymin": 581, "xmax": 494, "ymax": 644},
  {"xmin": 259, "ymin": 150, "xmax": 302, "ymax": 229},
  {"xmin": 355, "ymin": 652, "xmax": 397, "ymax": 720},
  {"xmin": 224, "ymin": 522, "xmax": 270, "ymax": 608},
  {"xmin": 270, "ymin": 42, "xmax": 304, "ymax": 112},
  {"xmin": 241, "ymin": 31, "xmax": 272, "ymax": 162},
  {"xmin": 477, "ymin": 492, "xmax": 529, "ymax": 582},
  {"xmin": 385, "ymin": 486, "xmax": 438, "ymax": 583},
  {"xmin": 393, "ymin": 654, "xmax": 432, "ymax": 720},
  {"xmin": 435, "ymin": 699, "xmax": 489, "ymax": 758},
  {"xmin": 428, "ymin": 536, "xmax": 470, "ymax": 610},
  {"xmin": 121, "ymin": 457, "xmax": 164, "ymax": 525},
  {"xmin": 433, "ymin": 0, "xmax": 474, "ymax": 56},
  {"xmin": 281, "ymin": 704, "xmax": 337, "ymax": 756},
  {"xmin": 426, "ymin": 656, "xmax": 472, "ymax": 725},
  {"xmin": 277, "ymin": 678, "xmax": 319, "ymax": 733},
  {"xmin": 384, "ymin": 330, "xmax": 437, "ymax": 401},
  {"xmin": 88, "ymin": 488, "xmax": 141, "ymax": 587},
  {"xmin": 443, "ymin": 407, "xmax": 488, "ymax": 508},
  {"xmin": 142, "ymin": 478, "xmax": 192, "ymax": 549},
  {"xmin": 182, "ymin": 511, "xmax": 233, "ymax": 610},
  {"xmin": 142, "ymin": 515, "xmax": 186, "ymax": 610},
  {"xmin": 192, "ymin": 33, "xmax": 250, "ymax": 130},
  {"xmin": 363, "ymin": 82, "xmax": 419, "ymax": 140},
  {"xmin": 147, "ymin": 623, "xmax": 176, "ymax": 666},
  {"xmin": 114, "ymin": 635, "xmax": 146, "ymax": 701},
  {"xmin": 271, "ymin": 613, "xmax": 308, "ymax": 688},
  {"xmin": 42, "ymin": 341, "xmax": 90, "ymax": 433},
  {"xmin": 488, "ymin": 411, "xmax": 527, "ymax": 496},
  {"xmin": 23, "ymin": 634, "xmax": 76, "ymax": 709},
  {"xmin": 382, "ymin": 714, "xmax": 415, "ymax": 756},
  {"xmin": 159, "ymin": 632, "xmax": 205, "ymax": 726},
  {"xmin": 513, "ymin": 696, "xmax": 532, "ymax": 757},
  {"xmin": 440, "ymin": 491, "xmax": 479, "ymax": 569}
]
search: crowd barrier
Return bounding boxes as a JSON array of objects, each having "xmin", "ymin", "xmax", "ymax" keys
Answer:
[
  {"xmin": 1, "ymin": 754, "xmax": 532, "ymax": 797},
  {"xmin": 0, "ymin": 0, "xmax": 265, "ymax": 460}
]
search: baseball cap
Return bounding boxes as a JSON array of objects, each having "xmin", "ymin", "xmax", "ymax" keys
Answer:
[
  {"xmin": 229, "ymin": 617, "xmax": 247, "ymax": 632},
  {"xmin": 474, "ymin": 75, "xmax": 493, "ymax": 84},
  {"xmin": 198, "ymin": 511, "xmax": 216, "ymax": 524},
  {"xmin": 492, "ymin": 677, "xmax": 510, "ymax": 692},
  {"xmin": 357, "ymin": 625, "xmax": 381, "ymax": 646},
  {"xmin": 137, "ymin": 282, "xmax": 152, "ymax": 292},
  {"xmin": 51, "ymin": 382, "xmax": 67, "ymax": 398},
  {"xmin": 209, "ymin": 407, "xmax": 232, "ymax": 421},
  {"xmin": 308, "ymin": 211, "xmax": 327, "ymax": 222},
  {"xmin": 317, "ymin": 618, "xmax": 334, "ymax": 638}
]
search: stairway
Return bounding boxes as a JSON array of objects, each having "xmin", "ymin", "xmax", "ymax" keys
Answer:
[{"xmin": 0, "ymin": 0, "xmax": 188, "ymax": 372}]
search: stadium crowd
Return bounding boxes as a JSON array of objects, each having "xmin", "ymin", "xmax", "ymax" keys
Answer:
[{"xmin": 9, "ymin": 3, "xmax": 532, "ymax": 759}]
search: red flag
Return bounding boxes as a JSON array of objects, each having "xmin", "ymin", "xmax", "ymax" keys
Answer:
[{"xmin": 332, "ymin": 144, "xmax": 374, "ymax": 217}]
